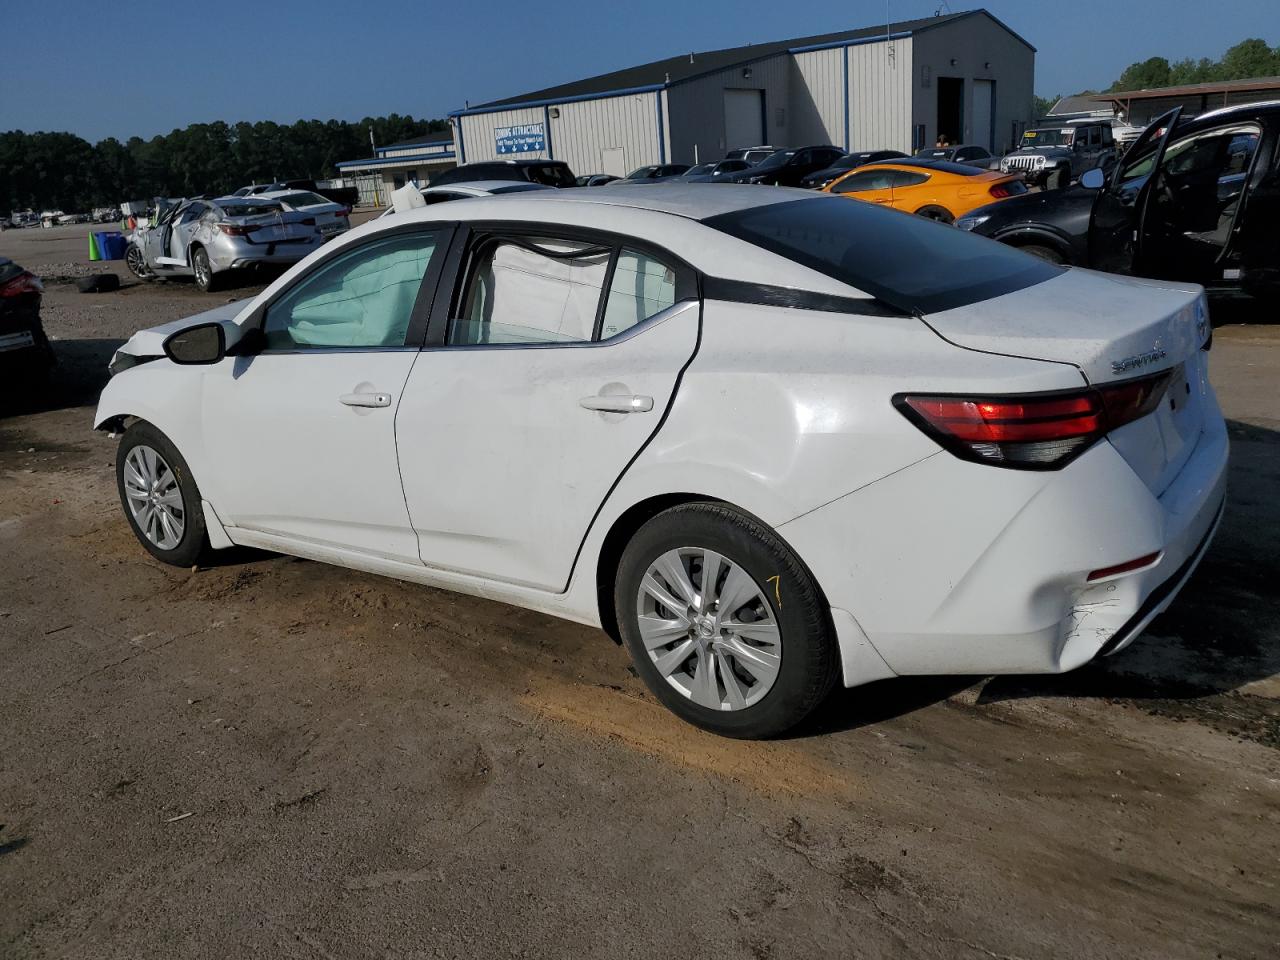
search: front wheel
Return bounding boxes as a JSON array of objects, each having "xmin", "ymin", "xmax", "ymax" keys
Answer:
[
  {"xmin": 125, "ymin": 244, "xmax": 152, "ymax": 280},
  {"xmin": 615, "ymin": 503, "xmax": 838, "ymax": 739},
  {"xmin": 116, "ymin": 421, "xmax": 210, "ymax": 567}
]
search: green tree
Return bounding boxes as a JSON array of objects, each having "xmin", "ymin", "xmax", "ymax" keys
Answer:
[
  {"xmin": 1111, "ymin": 56, "xmax": 1172, "ymax": 91},
  {"xmin": 1032, "ymin": 93, "xmax": 1060, "ymax": 119},
  {"xmin": 1219, "ymin": 38, "xmax": 1279, "ymax": 79}
]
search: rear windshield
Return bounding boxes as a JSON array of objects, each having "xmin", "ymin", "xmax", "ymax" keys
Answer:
[
  {"xmin": 703, "ymin": 197, "xmax": 1061, "ymax": 315},
  {"xmin": 275, "ymin": 192, "xmax": 328, "ymax": 207},
  {"xmin": 902, "ymin": 158, "xmax": 986, "ymax": 177},
  {"xmin": 529, "ymin": 164, "xmax": 576, "ymax": 187},
  {"xmin": 218, "ymin": 200, "xmax": 282, "ymax": 217},
  {"xmin": 914, "ymin": 148, "xmax": 951, "ymax": 159}
]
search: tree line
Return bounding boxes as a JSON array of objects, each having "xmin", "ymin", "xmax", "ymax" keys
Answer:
[
  {"xmin": 1036, "ymin": 36, "xmax": 1279, "ymax": 118},
  {"xmin": 0, "ymin": 114, "xmax": 449, "ymax": 213}
]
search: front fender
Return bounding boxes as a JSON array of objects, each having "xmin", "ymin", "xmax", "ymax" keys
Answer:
[{"xmin": 95, "ymin": 362, "xmax": 215, "ymax": 500}]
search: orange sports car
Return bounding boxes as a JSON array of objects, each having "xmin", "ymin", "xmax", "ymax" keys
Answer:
[{"xmin": 822, "ymin": 158, "xmax": 1026, "ymax": 223}]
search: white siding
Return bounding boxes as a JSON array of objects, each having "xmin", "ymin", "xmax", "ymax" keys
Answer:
[
  {"xmin": 848, "ymin": 36, "xmax": 914, "ymax": 154},
  {"xmin": 552, "ymin": 93, "xmax": 662, "ymax": 174},
  {"xmin": 665, "ymin": 52, "xmax": 793, "ymax": 163},
  {"xmin": 790, "ymin": 48, "xmax": 845, "ymax": 148},
  {"xmin": 457, "ymin": 95, "xmax": 661, "ymax": 175},
  {"xmin": 459, "ymin": 106, "xmax": 549, "ymax": 164}
]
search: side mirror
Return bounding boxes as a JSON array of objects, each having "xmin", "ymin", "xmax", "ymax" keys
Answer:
[
  {"xmin": 1080, "ymin": 167, "xmax": 1106, "ymax": 190},
  {"xmin": 163, "ymin": 322, "xmax": 226, "ymax": 365}
]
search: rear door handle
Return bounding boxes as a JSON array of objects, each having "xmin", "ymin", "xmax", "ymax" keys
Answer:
[
  {"xmin": 579, "ymin": 394, "xmax": 654, "ymax": 414},
  {"xmin": 340, "ymin": 392, "xmax": 392, "ymax": 408}
]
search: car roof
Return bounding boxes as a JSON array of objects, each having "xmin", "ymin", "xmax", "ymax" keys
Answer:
[
  {"xmin": 260, "ymin": 189, "xmax": 327, "ymax": 200},
  {"xmin": 422, "ymin": 181, "xmax": 555, "ymax": 195},
  {"xmin": 866, "ymin": 157, "xmax": 990, "ymax": 176}
]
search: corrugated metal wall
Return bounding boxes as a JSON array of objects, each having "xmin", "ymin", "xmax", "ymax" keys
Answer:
[
  {"xmin": 790, "ymin": 49, "xmax": 845, "ymax": 148},
  {"xmin": 459, "ymin": 106, "xmax": 549, "ymax": 163},
  {"xmin": 552, "ymin": 94, "xmax": 662, "ymax": 174},
  {"xmin": 848, "ymin": 37, "xmax": 914, "ymax": 154},
  {"xmin": 458, "ymin": 96, "xmax": 662, "ymax": 175},
  {"xmin": 665, "ymin": 53, "xmax": 793, "ymax": 164}
]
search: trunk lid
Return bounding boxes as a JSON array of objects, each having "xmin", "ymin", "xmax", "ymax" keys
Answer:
[
  {"xmin": 923, "ymin": 267, "xmax": 1213, "ymax": 495},
  {"xmin": 234, "ymin": 210, "xmax": 316, "ymax": 244}
]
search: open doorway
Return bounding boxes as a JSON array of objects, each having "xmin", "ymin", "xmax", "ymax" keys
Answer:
[{"xmin": 937, "ymin": 77, "xmax": 963, "ymax": 145}]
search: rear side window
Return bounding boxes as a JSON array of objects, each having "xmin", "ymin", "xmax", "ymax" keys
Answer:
[
  {"xmin": 452, "ymin": 238, "xmax": 610, "ymax": 345},
  {"xmin": 530, "ymin": 164, "xmax": 576, "ymax": 187},
  {"xmin": 704, "ymin": 197, "xmax": 1061, "ymax": 315},
  {"xmin": 600, "ymin": 250, "xmax": 677, "ymax": 339}
]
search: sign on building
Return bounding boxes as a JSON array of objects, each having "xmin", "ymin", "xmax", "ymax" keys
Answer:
[{"xmin": 495, "ymin": 123, "xmax": 546, "ymax": 154}]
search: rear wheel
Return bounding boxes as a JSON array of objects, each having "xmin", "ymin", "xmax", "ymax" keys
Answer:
[
  {"xmin": 116, "ymin": 422, "xmax": 210, "ymax": 567},
  {"xmin": 915, "ymin": 205, "xmax": 954, "ymax": 224},
  {"xmin": 192, "ymin": 247, "xmax": 219, "ymax": 293},
  {"xmin": 615, "ymin": 503, "xmax": 838, "ymax": 739}
]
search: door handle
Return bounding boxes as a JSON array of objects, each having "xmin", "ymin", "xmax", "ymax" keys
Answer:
[
  {"xmin": 579, "ymin": 394, "xmax": 654, "ymax": 414},
  {"xmin": 340, "ymin": 392, "xmax": 392, "ymax": 408}
]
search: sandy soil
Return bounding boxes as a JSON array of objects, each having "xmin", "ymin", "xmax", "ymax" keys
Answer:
[{"xmin": 0, "ymin": 242, "xmax": 1277, "ymax": 959}]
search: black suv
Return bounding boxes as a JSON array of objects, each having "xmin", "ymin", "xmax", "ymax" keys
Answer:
[
  {"xmin": 801, "ymin": 149, "xmax": 908, "ymax": 189},
  {"xmin": 722, "ymin": 146, "xmax": 846, "ymax": 186},
  {"xmin": 998, "ymin": 121, "xmax": 1117, "ymax": 189},
  {"xmin": 960, "ymin": 103, "xmax": 1278, "ymax": 299},
  {"xmin": 430, "ymin": 160, "xmax": 577, "ymax": 188}
]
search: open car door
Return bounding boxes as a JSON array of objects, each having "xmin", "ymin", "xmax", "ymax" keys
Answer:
[{"xmin": 1089, "ymin": 108, "xmax": 1181, "ymax": 276}]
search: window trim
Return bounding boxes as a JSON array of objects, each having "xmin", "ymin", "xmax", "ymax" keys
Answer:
[
  {"xmin": 240, "ymin": 221, "xmax": 458, "ymax": 354},
  {"xmin": 426, "ymin": 221, "xmax": 698, "ymax": 350}
]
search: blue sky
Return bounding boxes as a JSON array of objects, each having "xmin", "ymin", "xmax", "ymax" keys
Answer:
[{"xmin": 0, "ymin": 0, "xmax": 1274, "ymax": 141}]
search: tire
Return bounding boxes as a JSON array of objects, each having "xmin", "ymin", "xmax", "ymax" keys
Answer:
[
  {"xmin": 1051, "ymin": 167, "xmax": 1071, "ymax": 191},
  {"xmin": 915, "ymin": 205, "xmax": 954, "ymax": 224},
  {"xmin": 116, "ymin": 421, "xmax": 210, "ymax": 567},
  {"xmin": 1016, "ymin": 244, "xmax": 1068, "ymax": 265},
  {"xmin": 125, "ymin": 244, "xmax": 152, "ymax": 280},
  {"xmin": 192, "ymin": 247, "xmax": 219, "ymax": 293},
  {"xmin": 76, "ymin": 273, "xmax": 120, "ymax": 293},
  {"xmin": 614, "ymin": 503, "xmax": 838, "ymax": 739}
]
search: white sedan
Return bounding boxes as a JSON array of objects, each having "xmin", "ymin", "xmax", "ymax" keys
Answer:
[
  {"xmin": 96, "ymin": 185, "xmax": 1228, "ymax": 738},
  {"xmin": 261, "ymin": 189, "xmax": 351, "ymax": 239}
]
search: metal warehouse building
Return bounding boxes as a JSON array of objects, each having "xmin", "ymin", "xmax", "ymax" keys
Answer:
[
  {"xmin": 336, "ymin": 131, "xmax": 456, "ymax": 206},
  {"xmin": 450, "ymin": 9, "xmax": 1034, "ymax": 177}
]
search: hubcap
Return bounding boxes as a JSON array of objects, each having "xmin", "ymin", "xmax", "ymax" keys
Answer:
[
  {"xmin": 635, "ymin": 547, "xmax": 781, "ymax": 711},
  {"xmin": 122, "ymin": 445, "xmax": 185, "ymax": 550}
]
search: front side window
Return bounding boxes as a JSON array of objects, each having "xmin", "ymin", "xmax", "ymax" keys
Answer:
[
  {"xmin": 451, "ymin": 237, "xmax": 610, "ymax": 345},
  {"xmin": 262, "ymin": 231, "xmax": 440, "ymax": 350},
  {"xmin": 600, "ymin": 249, "xmax": 677, "ymax": 339}
]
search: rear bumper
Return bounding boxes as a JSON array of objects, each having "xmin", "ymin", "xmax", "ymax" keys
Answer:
[
  {"xmin": 210, "ymin": 236, "xmax": 323, "ymax": 271},
  {"xmin": 781, "ymin": 407, "xmax": 1229, "ymax": 685}
]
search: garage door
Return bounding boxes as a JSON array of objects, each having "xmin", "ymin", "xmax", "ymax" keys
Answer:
[
  {"xmin": 724, "ymin": 89, "xmax": 764, "ymax": 151},
  {"xmin": 972, "ymin": 79, "xmax": 994, "ymax": 152}
]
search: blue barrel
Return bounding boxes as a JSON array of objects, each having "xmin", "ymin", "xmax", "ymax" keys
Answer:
[{"xmin": 95, "ymin": 231, "xmax": 128, "ymax": 261}]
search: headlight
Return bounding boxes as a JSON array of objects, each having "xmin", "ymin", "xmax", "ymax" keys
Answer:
[{"xmin": 955, "ymin": 215, "xmax": 990, "ymax": 232}]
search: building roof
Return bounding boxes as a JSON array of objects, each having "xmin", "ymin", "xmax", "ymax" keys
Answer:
[
  {"xmin": 462, "ymin": 9, "xmax": 1033, "ymax": 113},
  {"xmin": 337, "ymin": 150, "xmax": 457, "ymax": 171},
  {"xmin": 1096, "ymin": 75, "xmax": 1280, "ymax": 101},
  {"xmin": 379, "ymin": 131, "xmax": 454, "ymax": 150},
  {"xmin": 1047, "ymin": 94, "xmax": 1112, "ymax": 116}
]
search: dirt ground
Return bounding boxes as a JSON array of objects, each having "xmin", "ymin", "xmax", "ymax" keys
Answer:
[{"xmin": 1, "ymin": 225, "xmax": 1278, "ymax": 959}]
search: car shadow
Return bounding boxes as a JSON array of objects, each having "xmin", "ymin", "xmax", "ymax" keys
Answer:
[{"xmin": 0, "ymin": 337, "xmax": 124, "ymax": 419}]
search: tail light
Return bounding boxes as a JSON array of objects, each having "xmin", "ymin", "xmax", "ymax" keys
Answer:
[
  {"xmin": 0, "ymin": 272, "xmax": 43, "ymax": 297},
  {"xmin": 337, "ymin": 206, "xmax": 351, "ymax": 218},
  {"xmin": 300, "ymin": 217, "xmax": 316, "ymax": 226},
  {"xmin": 989, "ymin": 180, "xmax": 1027, "ymax": 198},
  {"xmin": 219, "ymin": 223, "xmax": 260, "ymax": 237},
  {"xmin": 894, "ymin": 370, "xmax": 1173, "ymax": 469}
]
